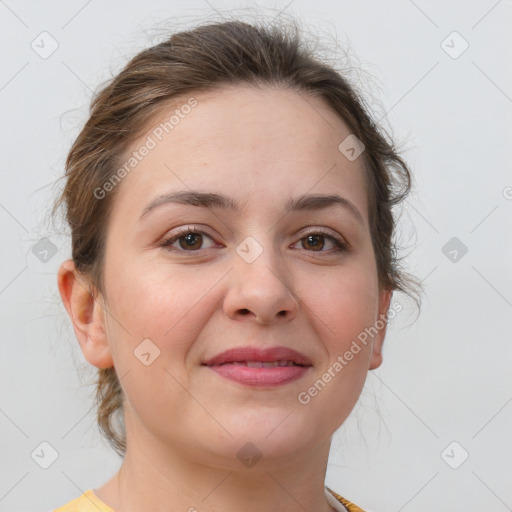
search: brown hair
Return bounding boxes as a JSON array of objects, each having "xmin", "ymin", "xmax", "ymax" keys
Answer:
[{"xmin": 53, "ymin": 16, "xmax": 421, "ymax": 457}]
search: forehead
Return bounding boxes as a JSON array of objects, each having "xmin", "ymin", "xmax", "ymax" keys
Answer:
[{"xmin": 111, "ymin": 85, "xmax": 369, "ymax": 223}]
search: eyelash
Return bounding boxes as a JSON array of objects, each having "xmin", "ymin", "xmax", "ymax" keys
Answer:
[{"xmin": 160, "ymin": 225, "xmax": 349, "ymax": 255}]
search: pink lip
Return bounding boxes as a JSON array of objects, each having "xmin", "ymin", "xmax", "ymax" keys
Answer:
[
  {"xmin": 202, "ymin": 346, "xmax": 312, "ymax": 387},
  {"xmin": 203, "ymin": 346, "xmax": 312, "ymax": 366}
]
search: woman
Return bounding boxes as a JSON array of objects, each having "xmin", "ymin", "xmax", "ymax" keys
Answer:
[{"xmin": 54, "ymin": 16, "xmax": 418, "ymax": 512}]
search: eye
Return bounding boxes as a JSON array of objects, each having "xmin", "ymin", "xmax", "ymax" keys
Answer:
[
  {"xmin": 161, "ymin": 226, "xmax": 218, "ymax": 252},
  {"xmin": 293, "ymin": 230, "xmax": 348, "ymax": 253},
  {"xmin": 160, "ymin": 226, "xmax": 348, "ymax": 255}
]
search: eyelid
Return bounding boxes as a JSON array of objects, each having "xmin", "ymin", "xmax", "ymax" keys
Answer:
[
  {"xmin": 161, "ymin": 225, "xmax": 218, "ymax": 251},
  {"xmin": 295, "ymin": 226, "xmax": 347, "ymax": 244}
]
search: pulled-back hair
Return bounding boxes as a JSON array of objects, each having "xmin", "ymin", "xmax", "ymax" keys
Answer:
[{"xmin": 53, "ymin": 16, "xmax": 420, "ymax": 457}]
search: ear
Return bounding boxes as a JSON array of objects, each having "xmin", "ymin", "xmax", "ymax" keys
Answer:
[
  {"xmin": 368, "ymin": 288, "xmax": 392, "ymax": 371},
  {"xmin": 57, "ymin": 259, "xmax": 114, "ymax": 369}
]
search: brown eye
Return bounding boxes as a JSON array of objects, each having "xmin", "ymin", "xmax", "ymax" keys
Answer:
[
  {"xmin": 178, "ymin": 232, "xmax": 203, "ymax": 250},
  {"xmin": 294, "ymin": 230, "xmax": 348, "ymax": 254},
  {"xmin": 162, "ymin": 228, "xmax": 217, "ymax": 252},
  {"xmin": 302, "ymin": 234, "xmax": 325, "ymax": 251}
]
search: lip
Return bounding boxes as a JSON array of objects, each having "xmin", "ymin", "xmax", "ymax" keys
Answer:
[
  {"xmin": 202, "ymin": 346, "xmax": 312, "ymax": 387},
  {"xmin": 202, "ymin": 346, "xmax": 312, "ymax": 366}
]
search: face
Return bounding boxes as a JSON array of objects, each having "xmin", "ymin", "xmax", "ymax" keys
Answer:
[{"xmin": 75, "ymin": 85, "xmax": 391, "ymax": 469}]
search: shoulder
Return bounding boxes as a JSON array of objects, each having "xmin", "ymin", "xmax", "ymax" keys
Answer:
[
  {"xmin": 52, "ymin": 490, "xmax": 115, "ymax": 512},
  {"xmin": 55, "ymin": 487, "xmax": 366, "ymax": 512},
  {"xmin": 325, "ymin": 486, "xmax": 368, "ymax": 512}
]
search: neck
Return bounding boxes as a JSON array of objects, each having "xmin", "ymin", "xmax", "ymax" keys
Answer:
[{"xmin": 96, "ymin": 415, "xmax": 337, "ymax": 512}]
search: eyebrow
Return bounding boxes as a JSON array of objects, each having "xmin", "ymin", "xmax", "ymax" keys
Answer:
[{"xmin": 139, "ymin": 190, "xmax": 365, "ymax": 225}]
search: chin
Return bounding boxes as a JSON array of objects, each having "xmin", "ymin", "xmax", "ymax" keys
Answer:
[{"xmin": 207, "ymin": 412, "xmax": 322, "ymax": 465}]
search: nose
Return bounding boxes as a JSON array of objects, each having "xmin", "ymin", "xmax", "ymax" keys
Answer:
[{"xmin": 223, "ymin": 243, "xmax": 299, "ymax": 325}]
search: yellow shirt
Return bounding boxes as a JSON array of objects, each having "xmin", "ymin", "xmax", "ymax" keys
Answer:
[{"xmin": 53, "ymin": 486, "xmax": 366, "ymax": 512}]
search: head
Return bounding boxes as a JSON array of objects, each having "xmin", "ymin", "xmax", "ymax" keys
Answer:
[{"xmin": 55, "ymin": 18, "xmax": 419, "ymax": 464}]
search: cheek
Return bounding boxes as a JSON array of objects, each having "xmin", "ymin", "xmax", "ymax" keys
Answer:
[
  {"xmin": 101, "ymin": 266, "xmax": 217, "ymax": 425},
  {"xmin": 294, "ymin": 268, "xmax": 378, "ymax": 429},
  {"xmin": 103, "ymin": 262, "xmax": 218, "ymax": 366},
  {"xmin": 302, "ymin": 260, "xmax": 379, "ymax": 343}
]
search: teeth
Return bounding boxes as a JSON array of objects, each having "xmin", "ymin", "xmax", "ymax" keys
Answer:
[{"xmin": 228, "ymin": 361, "xmax": 295, "ymax": 368}]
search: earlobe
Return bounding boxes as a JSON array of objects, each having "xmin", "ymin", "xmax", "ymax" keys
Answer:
[
  {"xmin": 368, "ymin": 288, "xmax": 392, "ymax": 371},
  {"xmin": 57, "ymin": 259, "xmax": 114, "ymax": 369}
]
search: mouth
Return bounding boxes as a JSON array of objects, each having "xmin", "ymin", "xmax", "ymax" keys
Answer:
[
  {"xmin": 216, "ymin": 360, "xmax": 303, "ymax": 367},
  {"xmin": 202, "ymin": 346, "xmax": 312, "ymax": 387}
]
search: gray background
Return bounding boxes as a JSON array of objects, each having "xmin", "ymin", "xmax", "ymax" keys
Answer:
[{"xmin": 1, "ymin": 1, "xmax": 511, "ymax": 511}]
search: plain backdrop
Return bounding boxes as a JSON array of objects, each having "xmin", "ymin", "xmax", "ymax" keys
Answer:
[{"xmin": 0, "ymin": 1, "xmax": 511, "ymax": 511}]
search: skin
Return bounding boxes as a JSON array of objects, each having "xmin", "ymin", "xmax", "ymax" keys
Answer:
[{"xmin": 58, "ymin": 85, "xmax": 391, "ymax": 512}]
